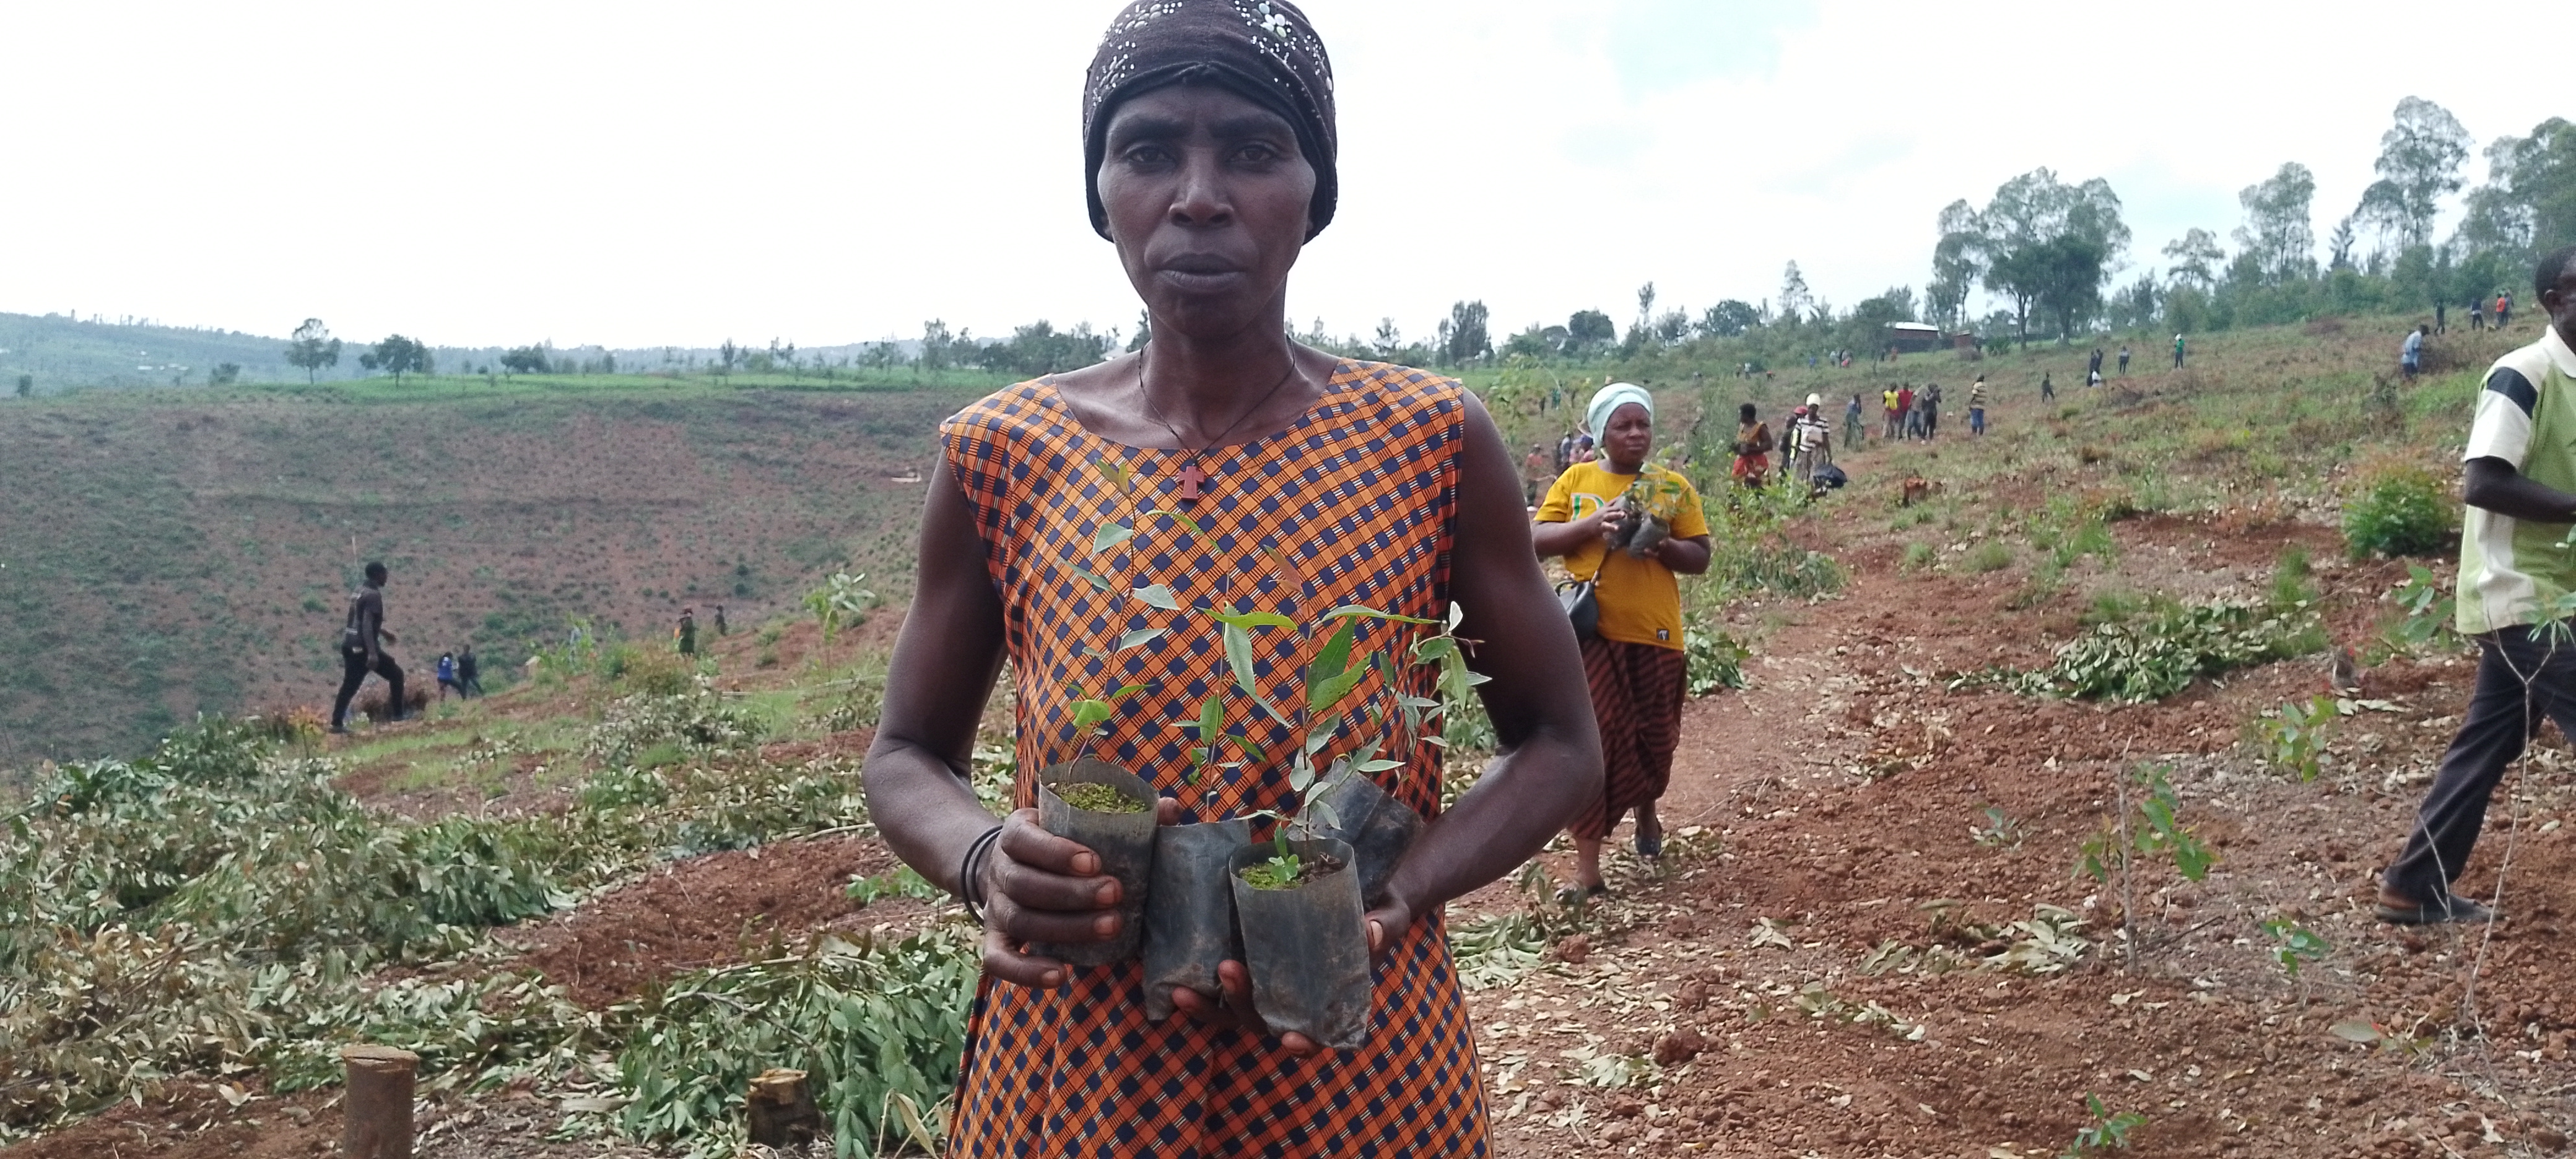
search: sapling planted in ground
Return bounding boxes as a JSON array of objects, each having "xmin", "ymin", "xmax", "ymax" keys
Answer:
[{"xmin": 2078, "ymin": 763, "xmax": 2214, "ymax": 971}]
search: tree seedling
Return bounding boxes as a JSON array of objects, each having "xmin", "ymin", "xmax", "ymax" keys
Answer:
[
  {"xmin": 2255, "ymin": 696, "xmax": 2336, "ymax": 782},
  {"xmin": 2059, "ymin": 1094, "xmax": 2146, "ymax": 1157},
  {"xmin": 2078, "ymin": 763, "xmax": 2214, "ymax": 971},
  {"xmin": 1971, "ymin": 804, "xmax": 2029, "ymax": 848}
]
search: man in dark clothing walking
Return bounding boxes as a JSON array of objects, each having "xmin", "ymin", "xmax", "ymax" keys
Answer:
[
  {"xmin": 713, "ymin": 604, "xmax": 729, "ymax": 636},
  {"xmin": 2118, "ymin": 344, "xmax": 2131, "ymax": 375},
  {"xmin": 330, "ymin": 562, "xmax": 405, "ymax": 732},
  {"xmin": 2377, "ymin": 246, "xmax": 2576, "ymax": 926},
  {"xmin": 457, "ymin": 645, "xmax": 482, "ymax": 698},
  {"xmin": 676, "ymin": 607, "xmax": 698, "ymax": 656},
  {"xmin": 2088, "ymin": 347, "xmax": 2104, "ymax": 378}
]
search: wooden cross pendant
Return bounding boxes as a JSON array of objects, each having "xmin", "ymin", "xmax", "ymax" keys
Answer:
[{"xmin": 1175, "ymin": 461, "xmax": 1208, "ymax": 502}]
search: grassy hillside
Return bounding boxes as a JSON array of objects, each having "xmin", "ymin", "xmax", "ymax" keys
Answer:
[{"xmin": 0, "ymin": 372, "xmax": 1011, "ymax": 763}]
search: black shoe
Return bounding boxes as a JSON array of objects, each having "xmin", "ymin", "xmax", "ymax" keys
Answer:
[
  {"xmin": 2375, "ymin": 895, "xmax": 2499, "ymax": 926},
  {"xmin": 328, "ymin": 726, "xmax": 349, "ymax": 736}
]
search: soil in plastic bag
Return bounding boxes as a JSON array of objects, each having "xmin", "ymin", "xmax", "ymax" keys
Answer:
[
  {"xmin": 1033, "ymin": 758, "xmax": 1157, "ymax": 967},
  {"xmin": 1229, "ymin": 837, "xmax": 1370, "ymax": 1049}
]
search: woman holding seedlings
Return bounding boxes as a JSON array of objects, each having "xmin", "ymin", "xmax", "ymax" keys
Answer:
[
  {"xmin": 1532, "ymin": 385, "xmax": 1713, "ymax": 895},
  {"xmin": 861, "ymin": 2, "xmax": 1602, "ymax": 1153}
]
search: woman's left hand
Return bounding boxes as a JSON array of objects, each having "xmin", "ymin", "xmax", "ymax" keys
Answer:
[{"xmin": 1166, "ymin": 898, "xmax": 1414, "ymax": 1056}]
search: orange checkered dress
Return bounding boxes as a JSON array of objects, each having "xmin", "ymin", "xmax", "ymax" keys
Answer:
[{"xmin": 938, "ymin": 361, "xmax": 1491, "ymax": 1157}]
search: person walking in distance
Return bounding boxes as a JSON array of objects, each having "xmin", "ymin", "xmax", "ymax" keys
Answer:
[
  {"xmin": 2471, "ymin": 297, "xmax": 2487, "ymax": 331},
  {"xmin": 1881, "ymin": 384, "xmax": 1901, "ymax": 440},
  {"xmin": 435, "ymin": 651, "xmax": 463, "ymax": 702},
  {"xmin": 2088, "ymin": 347, "xmax": 2104, "ymax": 380},
  {"xmin": 1729, "ymin": 402, "xmax": 1774, "ymax": 488},
  {"xmin": 1967, "ymin": 375, "xmax": 1989, "ymax": 435},
  {"xmin": 1897, "ymin": 383, "xmax": 1918, "ymax": 440},
  {"xmin": 2118, "ymin": 344, "xmax": 2131, "ymax": 375},
  {"xmin": 1522, "ymin": 442, "xmax": 1554, "ymax": 507},
  {"xmin": 1843, "ymin": 393, "xmax": 1866, "ymax": 451},
  {"xmin": 2402, "ymin": 324, "xmax": 2428, "ymax": 384},
  {"xmin": 2498, "ymin": 292, "xmax": 2513, "ymax": 331},
  {"xmin": 1534, "ymin": 385, "xmax": 1710, "ymax": 895},
  {"xmin": 2173, "ymin": 332, "xmax": 2187, "ymax": 369},
  {"xmin": 329, "ymin": 562, "xmax": 405, "ymax": 733},
  {"xmin": 676, "ymin": 607, "xmax": 698, "ymax": 656},
  {"xmin": 713, "ymin": 604, "xmax": 729, "ymax": 636},
  {"xmin": 1918, "ymin": 380, "xmax": 1943, "ymax": 441},
  {"xmin": 457, "ymin": 645, "xmax": 482, "ymax": 698},
  {"xmin": 2377, "ymin": 246, "xmax": 2576, "ymax": 926},
  {"xmin": 2041, "ymin": 370, "xmax": 2055, "ymax": 401}
]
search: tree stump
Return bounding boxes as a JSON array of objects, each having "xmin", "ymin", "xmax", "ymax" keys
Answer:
[
  {"xmin": 340, "ymin": 1045, "xmax": 418, "ymax": 1159},
  {"xmin": 746, "ymin": 1067, "xmax": 824, "ymax": 1148}
]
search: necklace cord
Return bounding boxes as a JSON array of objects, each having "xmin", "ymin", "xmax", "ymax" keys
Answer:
[{"xmin": 1137, "ymin": 345, "xmax": 1303, "ymax": 459}]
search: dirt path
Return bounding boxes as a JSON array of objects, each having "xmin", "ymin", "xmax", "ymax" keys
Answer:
[{"xmin": 1471, "ymin": 506, "xmax": 2576, "ymax": 1158}]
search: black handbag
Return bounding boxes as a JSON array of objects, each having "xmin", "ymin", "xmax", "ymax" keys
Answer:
[{"xmin": 1557, "ymin": 578, "xmax": 1599, "ymax": 642}]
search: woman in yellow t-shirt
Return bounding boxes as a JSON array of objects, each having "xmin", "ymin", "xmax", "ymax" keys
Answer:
[{"xmin": 1533, "ymin": 384, "xmax": 1713, "ymax": 894}]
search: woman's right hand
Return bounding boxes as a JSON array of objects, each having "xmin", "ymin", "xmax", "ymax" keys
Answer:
[{"xmin": 977, "ymin": 797, "xmax": 1183, "ymax": 989}]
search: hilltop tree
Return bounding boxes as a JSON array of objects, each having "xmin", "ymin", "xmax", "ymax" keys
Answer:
[
  {"xmin": 2351, "ymin": 97, "xmax": 2472, "ymax": 253},
  {"xmin": 357, "ymin": 335, "xmax": 431, "ymax": 386},
  {"xmin": 2456, "ymin": 117, "xmax": 2576, "ymax": 259},
  {"xmin": 1945, "ymin": 170, "xmax": 2129, "ymax": 345},
  {"xmin": 14, "ymin": 374, "xmax": 29, "ymax": 397},
  {"xmin": 1777, "ymin": 263, "xmax": 1814, "ymax": 323},
  {"xmin": 716, "ymin": 339, "xmax": 740, "ymax": 378},
  {"xmin": 1696, "ymin": 300, "xmax": 1760, "ymax": 338},
  {"xmin": 2234, "ymin": 162, "xmax": 2318, "ymax": 285},
  {"xmin": 1926, "ymin": 200, "xmax": 1980, "ymax": 332},
  {"xmin": 500, "ymin": 345, "xmax": 550, "ymax": 375},
  {"xmin": 1634, "ymin": 282, "xmax": 1657, "ymax": 333},
  {"xmin": 209, "ymin": 363, "xmax": 242, "ymax": 386},
  {"xmin": 2327, "ymin": 217, "xmax": 2360, "ymax": 271},
  {"xmin": 2162, "ymin": 228, "xmax": 2226, "ymax": 292},
  {"xmin": 284, "ymin": 318, "xmax": 342, "ymax": 384},
  {"xmin": 1566, "ymin": 310, "xmax": 1616, "ymax": 354},
  {"xmin": 1442, "ymin": 300, "xmax": 1490, "ymax": 367}
]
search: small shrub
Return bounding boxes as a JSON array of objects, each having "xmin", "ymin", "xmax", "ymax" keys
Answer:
[
  {"xmin": 2343, "ymin": 464, "xmax": 2453, "ymax": 558},
  {"xmin": 2254, "ymin": 696, "xmax": 2336, "ymax": 781},
  {"xmin": 1966, "ymin": 541, "xmax": 2012, "ymax": 573},
  {"xmin": 1684, "ymin": 617, "xmax": 1748, "ymax": 696},
  {"xmin": 1900, "ymin": 542, "xmax": 1936, "ymax": 571}
]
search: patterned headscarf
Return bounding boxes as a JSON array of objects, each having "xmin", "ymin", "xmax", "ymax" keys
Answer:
[{"xmin": 1082, "ymin": 0, "xmax": 1338, "ymax": 241}]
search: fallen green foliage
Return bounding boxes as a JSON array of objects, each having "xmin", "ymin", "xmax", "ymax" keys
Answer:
[
  {"xmin": 1968, "ymin": 596, "xmax": 2324, "ymax": 703},
  {"xmin": 614, "ymin": 931, "xmax": 978, "ymax": 1159},
  {"xmin": 0, "ymin": 713, "xmax": 880, "ymax": 1145}
]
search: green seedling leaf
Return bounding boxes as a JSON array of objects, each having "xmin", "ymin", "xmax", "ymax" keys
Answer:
[
  {"xmin": 1116, "ymin": 628, "xmax": 1165, "ymax": 653},
  {"xmin": 1288, "ymin": 755, "xmax": 1316, "ymax": 793},
  {"xmin": 1074, "ymin": 566, "xmax": 1113, "ymax": 593},
  {"xmin": 1305, "ymin": 797, "xmax": 1341, "ymax": 832},
  {"xmin": 1313, "ymin": 620, "xmax": 1356, "ymax": 682},
  {"xmin": 1093, "ymin": 523, "xmax": 1134, "ymax": 554},
  {"xmin": 1133, "ymin": 584, "xmax": 1181, "ymax": 611},
  {"xmin": 1196, "ymin": 694, "xmax": 1223, "ymax": 742},
  {"xmin": 1109, "ymin": 682, "xmax": 1150, "ymax": 700},
  {"xmin": 1094, "ymin": 456, "xmax": 1133, "ymax": 494},
  {"xmin": 1304, "ymin": 714, "xmax": 1342, "ymax": 756},
  {"xmin": 1144, "ymin": 508, "xmax": 1209, "ymax": 539},
  {"xmin": 1072, "ymin": 700, "xmax": 1114, "ymax": 731},
  {"xmin": 1211, "ymin": 608, "xmax": 1297, "ymax": 631},
  {"xmin": 1357, "ymin": 759, "xmax": 1404, "ymax": 773},
  {"xmin": 1307, "ymin": 656, "xmax": 1372, "ymax": 715},
  {"xmin": 1224, "ymin": 623, "xmax": 1257, "ymax": 698},
  {"xmin": 1411, "ymin": 636, "xmax": 1458, "ymax": 664},
  {"xmin": 1320, "ymin": 605, "xmax": 1442, "ymax": 625}
]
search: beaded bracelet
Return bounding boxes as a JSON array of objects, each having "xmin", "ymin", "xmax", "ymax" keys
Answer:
[{"xmin": 957, "ymin": 825, "xmax": 1006, "ymax": 924}]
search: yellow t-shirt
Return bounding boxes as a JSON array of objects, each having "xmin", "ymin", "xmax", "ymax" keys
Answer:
[{"xmin": 1536, "ymin": 462, "xmax": 1710, "ymax": 650}]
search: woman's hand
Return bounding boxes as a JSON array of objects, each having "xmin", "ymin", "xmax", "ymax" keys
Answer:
[
  {"xmin": 978, "ymin": 797, "xmax": 1186, "ymax": 989},
  {"xmin": 1165, "ymin": 894, "xmax": 1412, "ymax": 1056}
]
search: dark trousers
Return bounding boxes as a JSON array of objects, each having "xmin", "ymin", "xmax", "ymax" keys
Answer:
[
  {"xmin": 2384, "ymin": 625, "xmax": 2576, "ymax": 901},
  {"xmin": 332, "ymin": 646, "xmax": 406, "ymax": 727}
]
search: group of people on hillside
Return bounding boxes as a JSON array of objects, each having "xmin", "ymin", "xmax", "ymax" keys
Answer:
[
  {"xmin": 1879, "ymin": 380, "xmax": 1948, "ymax": 440},
  {"xmin": 328, "ymin": 563, "xmax": 481, "ymax": 732},
  {"xmin": 331, "ymin": 566, "xmax": 733, "ymax": 730}
]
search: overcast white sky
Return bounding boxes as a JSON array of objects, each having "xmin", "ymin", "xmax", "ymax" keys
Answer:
[{"xmin": 0, "ymin": 1, "xmax": 2554, "ymax": 350}]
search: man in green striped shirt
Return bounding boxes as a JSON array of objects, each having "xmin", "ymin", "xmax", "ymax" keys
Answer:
[{"xmin": 2378, "ymin": 244, "xmax": 2576, "ymax": 925}]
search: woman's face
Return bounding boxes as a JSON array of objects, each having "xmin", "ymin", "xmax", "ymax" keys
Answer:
[
  {"xmin": 1098, "ymin": 85, "xmax": 1316, "ymax": 341},
  {"xmin": 1603, "ymin": 403, "xmax": 1653, "ymax": 467}
]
